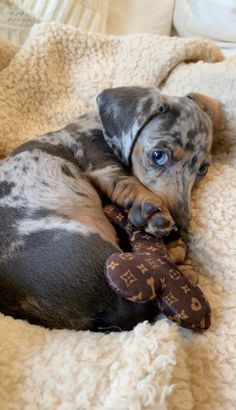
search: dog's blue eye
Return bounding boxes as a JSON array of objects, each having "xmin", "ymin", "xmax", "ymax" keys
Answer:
[
  {"xmin": 152, "ymin": 151, "xmax": 169, "ymax": 166},
  {"xmin": 198, "ymin": 163, "xmax": 208, "ymax": 176}
]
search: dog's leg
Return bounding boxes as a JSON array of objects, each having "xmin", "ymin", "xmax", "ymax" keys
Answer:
[
  {"xmin": 42, "ymin": 121, "xmax": 175, "ymax": 236},
  {"xmin": 85, "ymin": 166, "xmax": 175, "ymax": 236}
]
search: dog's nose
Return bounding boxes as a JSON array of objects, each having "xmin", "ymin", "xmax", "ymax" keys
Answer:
[
  {"xmin": 173, "ymin": 213, "xmax": 189, "ymax": 231},
  {"xmin": 169, "ymin": 202, "xmax": 190, "ymax": 232}
]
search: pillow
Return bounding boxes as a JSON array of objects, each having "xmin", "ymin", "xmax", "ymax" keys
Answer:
[
  {"xmin": 174, "ymin": 0, "xmax": 236, "ymax": 56},
  {"xmin": 106, "ymin": 0, "xmax": 175, "ymax": 35},
  {"xmin": 0, "ymin": 0, "xmax": 108, "ymax": 45},
  {"xmin": 0, "ymin": 0, "xmax": 35, "ymax": 45}
]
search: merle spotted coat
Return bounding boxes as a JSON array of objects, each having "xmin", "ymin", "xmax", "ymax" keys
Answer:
[{"xmin": 0, "ymin": 87, "xmax": 219, "ymax": 331}]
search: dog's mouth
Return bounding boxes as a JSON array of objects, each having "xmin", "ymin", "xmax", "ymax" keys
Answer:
[{"xmin": 163, "ymin": 224, "xmax": 182, "ymax": 245}]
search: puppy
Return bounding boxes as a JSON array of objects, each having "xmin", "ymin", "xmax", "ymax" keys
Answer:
[{"xmin": 0, "ymin": 87, "xmax": 219, "ymax": 331}]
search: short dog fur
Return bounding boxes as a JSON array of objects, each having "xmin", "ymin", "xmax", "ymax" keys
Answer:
[{"xmin": 0, "ymin": 87, "xmax": 220, "ymax": 331}]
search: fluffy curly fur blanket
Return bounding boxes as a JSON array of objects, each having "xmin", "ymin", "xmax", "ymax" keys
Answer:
[{"xmin": 0, "ymin": 23, "xmax": 236, "ymax": 410}]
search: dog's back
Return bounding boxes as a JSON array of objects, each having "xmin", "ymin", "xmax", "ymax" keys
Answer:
[{"xmin": 0, "ymin": 126, "xmax": 156, "ymax": 331}]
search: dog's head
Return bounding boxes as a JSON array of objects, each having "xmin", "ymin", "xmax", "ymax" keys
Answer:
[{"xmin": 97, "ymin": 87, "xmax": 221, "ymax": 230}]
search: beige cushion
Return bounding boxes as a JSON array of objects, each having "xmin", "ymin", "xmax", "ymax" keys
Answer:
[{"xmin": 106, "ymin": 0, "xmax": 175, "ymax": 35}]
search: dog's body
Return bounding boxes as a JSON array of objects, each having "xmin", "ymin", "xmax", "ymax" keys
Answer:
[{"xmin": 0, "ymin": 87, "xmax": 219, "ymax": 331}]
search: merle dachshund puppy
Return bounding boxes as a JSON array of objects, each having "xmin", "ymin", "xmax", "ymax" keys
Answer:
[{"xmin": 0, "ymin": 87, "xmax": 220, "ymax": 331}]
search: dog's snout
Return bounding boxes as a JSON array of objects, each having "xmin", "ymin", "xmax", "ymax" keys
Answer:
[
  {"xmin": 172, "ymin": 210, "xmax": 189, "ymax": 231},
  {"xmin": 169, "ymin": 199, "xmax": 190, "ymax": 232}
]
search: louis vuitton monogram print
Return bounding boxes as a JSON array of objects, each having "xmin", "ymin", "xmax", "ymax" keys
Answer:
[{"xmin": 104, "ymin": 204, "xmax": 211, "ymax": 331}]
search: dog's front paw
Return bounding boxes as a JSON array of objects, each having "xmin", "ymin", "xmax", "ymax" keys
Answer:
[
  {"xmin": 128, "ymin": 200, "xmax": 176, "ymax": 236},
  {"xmin": 166, "ymin": 238, "xmax": 187, "ymax": 264},
  {"xmin": 178, "ymin": 264, "xmax": 199, "ymax": 285}
]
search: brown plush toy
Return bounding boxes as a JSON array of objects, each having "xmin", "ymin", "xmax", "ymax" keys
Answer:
[{"xmin": 104, "ymin": 204, "xmax": 211, "ymax": 331}]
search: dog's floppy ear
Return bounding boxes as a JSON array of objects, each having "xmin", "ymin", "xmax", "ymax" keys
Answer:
[
  {"xmin": 96, "ymin": 86, "xmax": 164, "ymax": 166},
  {"xmin": 188, "ymin": 93, "xmax": 222, "ymax": 129}
]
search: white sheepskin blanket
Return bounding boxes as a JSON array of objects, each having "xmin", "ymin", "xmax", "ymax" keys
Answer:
[{"xmin": 0, "ymin": 23, "xmax": 236, "ymax": 410}]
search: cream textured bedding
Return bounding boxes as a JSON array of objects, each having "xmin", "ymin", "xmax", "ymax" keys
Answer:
[{"xmin": 0, "ymin": 23, "xmax": 236, "ymax": 410}]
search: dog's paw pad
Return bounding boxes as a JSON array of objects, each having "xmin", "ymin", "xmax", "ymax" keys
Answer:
[
  {"xmin": 150, "ymin": 215, "xmax": 170, "ymax": 228},
  {"xmin": 128, "ymin": 200, "xmax": 175, "ymax": 236},
  {"xmin": 131, "ymin": 212, "xmax": 147, "ymax": 228},
  {"xmin": 143, "ymin": 202, "xmax": 163, "ymax": 215}
]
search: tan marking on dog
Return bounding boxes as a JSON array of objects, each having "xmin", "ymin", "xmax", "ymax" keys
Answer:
[
  {"xmin": 85, "ymin": 165, "xmax": 122, "ymax": 198},
  {"xmin": 178, "ymin": 264, "xmax": 199, "ymax": 285},
  {"xmin": 132, "ymin": 143, "xmax": 143, "ymax": 157},
  {"xmin": 191, "ymin": 93, "xmax": 222, "ymax": 128},
  {"xmin": 167, "ymin": 238, "xmax": 187, "ymax": 264},
  {"xmin": 172, "ymin": 147, "xmax": 185, "ymax": 161},
  {"xmin": 64, "ymin": 209, "xmax": 119, "ymax": 247}
]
